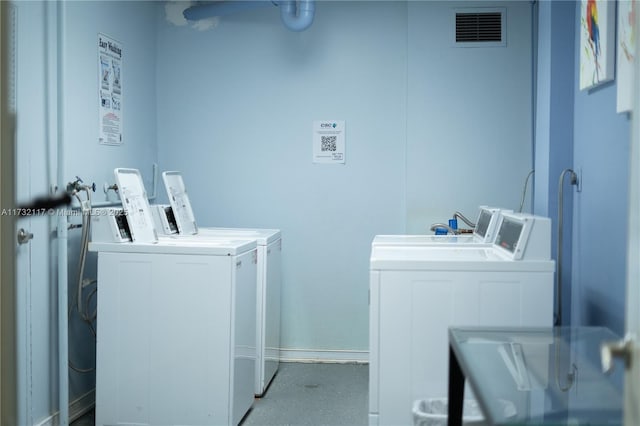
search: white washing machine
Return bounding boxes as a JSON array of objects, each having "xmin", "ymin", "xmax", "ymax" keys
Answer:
[
  {"xmin": 89, "ymin": 169, "xmax": 257, "ymax": 426},
  {"xmin": 368, "ymin": 212, "xmax": 555, "ymax": 426},
  {"xmin": 152, "ymin": 171, "xmax": 282, "ymax": 396},
  {"xmin": 373, "ymin": 206, "xmax": 510, "ymax": 247},
  {"xmin": 196, "ymin": 227, "xmax": 281, "ymax": 396}
]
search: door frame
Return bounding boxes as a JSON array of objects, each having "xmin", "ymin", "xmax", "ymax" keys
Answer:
[
  {"xmin": 625, "ymin": 2, "xmax": 640, "ymax": 425},
  {"xmin": 0, "ymin": 1, "xmax": 18, "ymax": 424}
]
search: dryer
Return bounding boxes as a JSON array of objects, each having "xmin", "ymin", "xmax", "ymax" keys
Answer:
[
  {"xmin": 89, "ymin": 169, "xmax": 257, "ymax": 426},
  {"xmin": 152, "ymin": 171, "xmax": 282, "ymax": 396},
  {"xmin": 368, "ymin": 212, "xmax": 555, "ymax": 426}
]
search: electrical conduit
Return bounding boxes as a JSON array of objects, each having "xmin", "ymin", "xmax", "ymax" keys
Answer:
[{"xmin": 55, "ymin": 1, "xmax": 69, "ymax": 424}]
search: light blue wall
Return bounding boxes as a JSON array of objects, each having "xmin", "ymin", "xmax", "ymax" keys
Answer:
[
  {"xmin": 534, "ymin": 1, "xmax": 552, "ymax": 217},
  {"xmin": 156, "ymin": 1, "xmax": 408, "ymax": 352},
  {"xmin": 62, "ymin": 0, "xmax": 159, "ymax": 414},
  {"xmin": 157, "ymin": 1, "xmax": 532, "ymax": 352},
  {"xmin": 13, "ymin": 1, "xmax": 158, "ymax": 423},
  {"xmin": 63, "ymin": 1, "xmax": 158, "ymax": 192},
  {"xmin": 407, "ymin": 1, "xmax": 534, "ymax": 232}
]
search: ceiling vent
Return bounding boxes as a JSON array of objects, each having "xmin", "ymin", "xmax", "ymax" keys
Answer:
[{"xmin": 453, "ymin": 8, "xmax": 506, "ymax": 47}]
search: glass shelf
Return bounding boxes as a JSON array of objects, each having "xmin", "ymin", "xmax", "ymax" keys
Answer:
[{"xmin": 448, "ymin": 326, "xmax": 623, "ymax": 425}]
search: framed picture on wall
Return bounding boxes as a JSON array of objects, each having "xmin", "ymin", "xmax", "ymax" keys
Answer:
[
  {"xmin": 579, "ymin": 0, "xmax": 616, "ymax": 91},
  {"xmin": 616, "ymin": 0, "xmax": 636, "ymax": 112}
]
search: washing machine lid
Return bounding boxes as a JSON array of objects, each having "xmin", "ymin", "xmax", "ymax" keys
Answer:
[
  {"xmin": 89, "ymin": 237, "xmax": 257, "ymax": 255},
  {"xmin": 197, "ymin": 227, "xmax": 281, "ymax": 245},
  {"xmin": 162, "ymin": 171, "xmax": 198, "ymax": 236},
  {"xmin": 369, "ymin": 245, "xmax": 555, "ymax": 272},
  {"xmin": 371, "ymin": 207, "xmax": 510, "ymax": 247},
  {"xmin": 114, "ymin": 168, "xmax": 158, "ymax": 243},
  {"xmin": 372, "ymin": 234, "xmax": 482, "ymax": 246}
]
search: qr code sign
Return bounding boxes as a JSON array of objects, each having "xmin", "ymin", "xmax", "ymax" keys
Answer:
[{"xmin": 321, "ymin": 136, "xmax": 337, "ymax": 152}]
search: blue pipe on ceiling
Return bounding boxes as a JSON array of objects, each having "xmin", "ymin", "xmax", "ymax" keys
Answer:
[
  {"xmin": 183, "ymin": 0, "xmax": 315, "ymax": 32},
  {"xmin": 183, "ymin": 1, "xmax": 272, "ymax": 20},
  {"xmin": 279, "ymin": 0, "xmax": 315, "ymax": 32}
]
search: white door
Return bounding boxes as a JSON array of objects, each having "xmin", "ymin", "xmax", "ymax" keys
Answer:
[
  {"xmin": 13, "ymin": 2, "xmax": 32, "ymax": 423},
  {"xmin": 13, "ymin": 2, "xmax": 55, "ymax": 424},
  {"xmin": 623, "ymin": 4, "xmax": 640, "ymax": 425},
  {"xmin": 1, "ymin": 1, "xmax": 18, "ymax": 424}
]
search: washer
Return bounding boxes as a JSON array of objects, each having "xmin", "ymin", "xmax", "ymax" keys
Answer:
[
  {"xmin": 90, "ymin": 169, "xmax": 258, "ymax": 426},
  {"xmin": 152, "ymin": 171, "xmax": 282, "ymax": 396},
  {"xmin": 373, "ymin": 206, "xmax": 510, "ymax": 247},
  {"xmin": 368, "ymin": 212, "xmax": 555, "ymax": 426},
  {"xmin": 196, "ymin": 227, "xmax": 281, "ymax": 396}
]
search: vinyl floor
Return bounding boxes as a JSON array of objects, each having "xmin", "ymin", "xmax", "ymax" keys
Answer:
[{"xmin": 70, "ymin": 362, "xmax": 369, "ymax": 426}]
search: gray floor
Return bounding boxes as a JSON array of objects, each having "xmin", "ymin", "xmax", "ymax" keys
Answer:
[
  {"xmin": 242, "ymin": 362, "xmax": 368, "ymax": 426},
  {"xmin": 71, "ymin": 362, "xmax": 369, "ymax": 426}
]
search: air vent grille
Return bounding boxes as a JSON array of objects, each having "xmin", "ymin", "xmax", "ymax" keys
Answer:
[{"xmin": 455, "ymin": 11, "xmax": 503, "ymax": 43}]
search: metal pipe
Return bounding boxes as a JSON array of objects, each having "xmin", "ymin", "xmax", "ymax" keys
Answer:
[
  {"xmin": 183, "ymin": 1, "xmax": 273, "ymax": 21},
  {"xmin": 519, "ymin": 169, "xmax": 535, "ymax": 212},
  {"xmin": 279, "ymin": 0, "xmax": 315, "ymax": 32},
  {"xmin": 183, "ymin": 0, "xmax": 315, "ymax": 32},
  {"xmin": 553, "ymin": 168, "xmax": 579, "ymax": 393},
  {"xmin": 556, "ymin": 168, "xmax": 578, "ymax": 326},
  {"xmin": 452, "ymin": 211, "xmax": 475, "ymax": 228},
  {"xmin": 55, "ymin": 1, "xmax": 69, "ymax": 423}
]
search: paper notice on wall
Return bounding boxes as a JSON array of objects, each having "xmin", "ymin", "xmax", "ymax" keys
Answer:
[
  {"xmin": 98, "ymin": 33, "xmax": 123, "ymax": 145},
  {"xmin": 313, "ymin": 120, "xmax": 345, "ymax": 164}
]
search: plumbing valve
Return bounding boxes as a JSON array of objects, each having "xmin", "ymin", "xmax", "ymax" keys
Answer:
[{"xmin": 67, "ymin": 176, "xmax": 96, "ymax": 193}]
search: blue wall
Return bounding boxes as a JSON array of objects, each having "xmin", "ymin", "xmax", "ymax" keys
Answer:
[
  {"xmin": 15, "ymin": 0, "xmax": 635, "ymax": 422},
  {"xmin": 534, "ymin": 0, "xmax": 576, "ymax": 325},
  {"xmin": 571, "ymin": 0, "xmax": 631, "ymax": 334},
  {"xmin": 536, "ymin": 1, "xmax": 631, "ymax": 334}
]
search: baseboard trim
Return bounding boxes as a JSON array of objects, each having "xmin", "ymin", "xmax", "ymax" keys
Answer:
[
  {"xmin": 279, "ymin": 348, "xmax": 369, "ymax": 364},
  {"xmin": 35, "ymin": 388, "xmax": 95, "ymax": 426}
]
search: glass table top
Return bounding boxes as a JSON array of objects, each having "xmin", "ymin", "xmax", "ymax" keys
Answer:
[{"xmin": 449, "ymin": 327, "xmax": 624, "ymax": 425}]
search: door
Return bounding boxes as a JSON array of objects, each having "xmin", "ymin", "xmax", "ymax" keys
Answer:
[
  {"xmin": 13, "ymin": 2, "xmax": 55, "ymax": 424},
  {"xmin": 1, "ymin": 1, "xmax": 17, "ymax": 424},
  {"xmin": 624, "ymin": 5, "xmax": 640, "ymax": 425}
]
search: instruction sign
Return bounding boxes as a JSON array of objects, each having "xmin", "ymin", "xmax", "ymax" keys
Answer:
[
  {"xmin": 313, "ymin": 120, "xmax": 345, "ymax": 164},
  {"xmin": 98, "ymin": 33, "xmax": 123, "ymax": 145}
]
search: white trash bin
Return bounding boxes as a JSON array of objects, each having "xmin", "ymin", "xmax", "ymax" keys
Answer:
[{"xmin": 412, "ymin": 398, "xmax": 515, "ymax": 426}]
